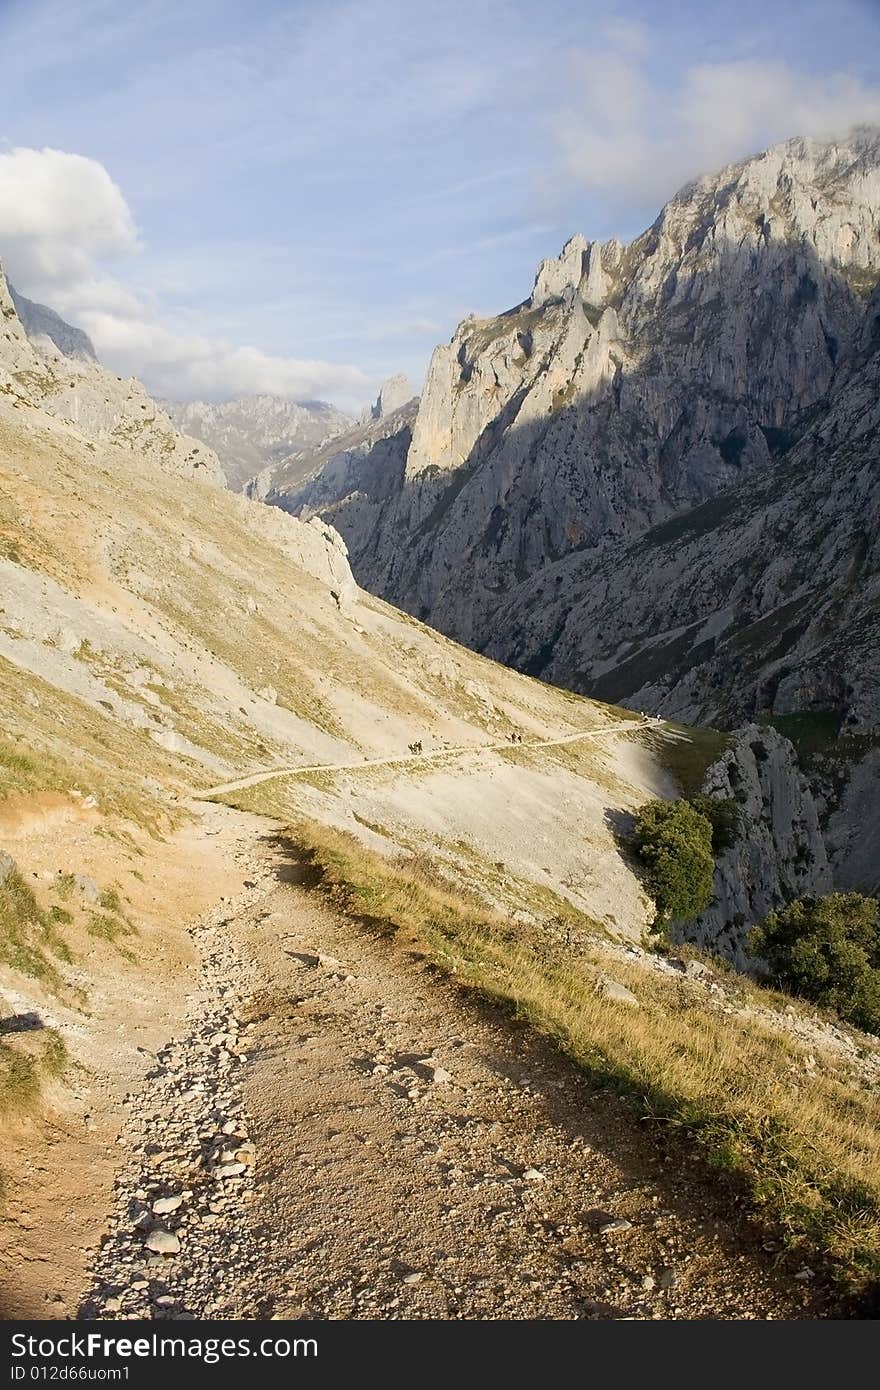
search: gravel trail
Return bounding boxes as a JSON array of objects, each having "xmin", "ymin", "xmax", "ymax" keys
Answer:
[
  {"xmin": 196, "ymin": 720, "xmax": 645, "ymax": 799},
  {"xmin": 80, "ymin": 812, "xmax": 822, "ymax": 1322}
]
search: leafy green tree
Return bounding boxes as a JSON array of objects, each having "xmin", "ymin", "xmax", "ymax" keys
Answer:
[
  {"xmin": 631, "ymin": 799, "xmax": 715, "ymax": 937},
  {"xmin": 750, "ymin": 893, "xmax": 880, "ymax": 1035}
]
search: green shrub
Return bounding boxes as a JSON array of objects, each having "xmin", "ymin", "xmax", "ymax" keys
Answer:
[
  {"xmin": 750, "ymin": 893, "xmax": 880, "ymax": 1035},
  {"xmin": 631, "ymin": 799, "xmax": 715, "ymax": 936},
  {"xmin": 687, "ymin": 795, "xmax": 740, "ymax": 853}
]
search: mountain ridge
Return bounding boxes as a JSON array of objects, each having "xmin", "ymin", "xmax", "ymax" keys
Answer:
[
  {"xmin": 8, "ymin": 282, "xmax": 98, "ymax": 363},
  {"xmin": 269, "ymin": 125, "xmax": 879, "ymax": 654}
]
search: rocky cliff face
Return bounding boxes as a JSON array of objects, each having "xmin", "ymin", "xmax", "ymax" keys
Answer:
[
  {"xmin": 486, "ymin": 285, "xmax": 880, "ymax": 890},
  {"xmin": 0, "ymin": 263, "xmax": 225, "ymax": 486},
  {"xmin": 164, "ymin": 395, "xmax": 352, "ymax": 493},
  {"xmin": 489, "ymin": 291, "xmax": 880, "ymax": 729},
  {"xmin": 685, "ymin": 726, "xmax": 831, "ymax": 968}
]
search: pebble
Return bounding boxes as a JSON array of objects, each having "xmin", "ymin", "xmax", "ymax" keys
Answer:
[{"xmin": 599, "ymin": 1219, "xmax": 633, "ymax": 1234}]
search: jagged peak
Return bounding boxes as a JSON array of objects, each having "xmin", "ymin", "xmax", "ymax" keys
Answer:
[
  {"xmin": 361, "ymin": 373, "xmax": 414, "ymax": 423},
  {"xmin": 530, "ymin": 233, "xmax": 589, "ymax": 308}
]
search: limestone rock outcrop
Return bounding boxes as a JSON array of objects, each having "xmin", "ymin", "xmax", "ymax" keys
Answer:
[
  {"xmin": 684, "ymin": 727, "xmax": 831, "ymax": 968},
  {"xmin": 360, "ymin": 374, "xmax": 413, "ymax": 424},
  {"xmin": 254, "ymin": 397, "xmax": 418, "ymax": 532}
]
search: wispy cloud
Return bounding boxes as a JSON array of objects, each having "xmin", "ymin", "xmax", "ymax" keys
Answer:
[{"xmin": 553, "ymin": 38, "xmax": 880, "ymax": 206}]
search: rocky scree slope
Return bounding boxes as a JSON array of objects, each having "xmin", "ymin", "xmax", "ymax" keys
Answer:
[{"xmin": 164, "ymin": 395, "xmax": 353, "ymax": 494}]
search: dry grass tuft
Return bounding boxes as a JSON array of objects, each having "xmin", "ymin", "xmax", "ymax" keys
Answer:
[{"xmin": 0, "ymin": 1030, "xmax": 67, "ymax": 1117}]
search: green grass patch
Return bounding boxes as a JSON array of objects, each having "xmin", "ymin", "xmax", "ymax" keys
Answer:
[
  {"xmin": 638, "ymin": 723, "xmax": 732, "ymax": 797},
  {"xmin": 0, "ymin": 657, "xmax": 184, "ymax": 836},
  {"xmin": 86, "ymin": 911, "xmax": 135, "ymax": 948},
  {"xmin": 761, "ymin": 712, "xmax": 880, "ymax": 767},
  {"xmin": 643, "ymin": 493, "xmax": 742, "ymax": 547}
]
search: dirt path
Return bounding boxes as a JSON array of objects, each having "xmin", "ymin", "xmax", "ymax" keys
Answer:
[
  {"xmin": 196, "ymin": 720, "xmax": 646, "ymax": 800},
  {"xmin": 79, "ymin": 811, "xmax": 821, "ymax": 1321}
]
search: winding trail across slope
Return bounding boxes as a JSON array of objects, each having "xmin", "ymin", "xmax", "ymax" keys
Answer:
[
  {"xmin": 80, "ymin": 805, "xmax": 821, "ymax": 1322},
  {"xmin": 197, "ymin": 719, "xmax": 650, "ymax": 800}
]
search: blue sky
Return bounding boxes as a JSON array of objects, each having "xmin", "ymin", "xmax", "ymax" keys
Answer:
[{"xmin": 0, "ymin": 0, "xmax": 878, "ymax": 410}]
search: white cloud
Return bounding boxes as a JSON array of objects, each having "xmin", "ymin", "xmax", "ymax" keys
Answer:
[
  {"xmin": 0, "ymin": 146, "xmax": 137, "ymax": 284},
  {"xmin": 554, "ymin": 48, "xmax": 880, "ymax": 207},
  {"xmin": 0, "ymin": 145, "xmax": 375, "ymax": 408},
  {"xmin": 77, "ymin": 304, "xmax": 373, "ymax": 404}
]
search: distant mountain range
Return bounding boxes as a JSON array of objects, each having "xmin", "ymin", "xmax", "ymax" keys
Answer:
[{"xmin": 162, "ymin": 395, "xmax": 354, "ymax": 494}]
